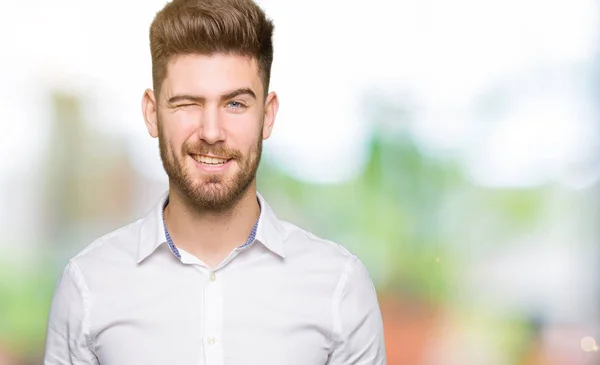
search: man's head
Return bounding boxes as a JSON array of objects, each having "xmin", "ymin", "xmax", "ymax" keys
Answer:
[{"xmin": 141, "ymin": 0, "xmax": 278, "ymax": 212}]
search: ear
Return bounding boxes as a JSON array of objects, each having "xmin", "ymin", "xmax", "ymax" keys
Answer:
[
  {"xmin": 142, "ymin": 88, "xmax": 159, "ymax": 138},
  {"xmin": 262, "ymin": 91, "xmax": 279, "ymax": 140}
]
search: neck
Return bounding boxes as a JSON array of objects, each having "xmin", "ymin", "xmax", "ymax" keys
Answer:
[{"xmin": 163, "ymin": 182, "xmax": 260, "ymax": 268}]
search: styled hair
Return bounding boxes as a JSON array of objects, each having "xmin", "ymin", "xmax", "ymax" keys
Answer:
[{"xmin": 149, "ymin": 0, "xmax": 274, "ymax": 97}]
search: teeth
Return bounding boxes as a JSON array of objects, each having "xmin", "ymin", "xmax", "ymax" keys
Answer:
[{"xmin": 193, "ymin": 155, "xmax": 228, "ymax": 165}]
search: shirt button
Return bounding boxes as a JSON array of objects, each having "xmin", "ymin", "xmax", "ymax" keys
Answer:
[
  {"xmin": 207, "ymin": 337, "xmax": 216, "ymax": 345},
  {"xmin": 210, "ymin": 272, "xmax": 216, "ymax": 281}
]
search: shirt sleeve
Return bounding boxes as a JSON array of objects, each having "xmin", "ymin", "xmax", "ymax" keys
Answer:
[
  {"xmin": 44, "ymin": 261, "xmax": 99, "ymax": 365},
  {"xmin": 327, "ymin": 257, "xmax": 387, "ymax": 365}
]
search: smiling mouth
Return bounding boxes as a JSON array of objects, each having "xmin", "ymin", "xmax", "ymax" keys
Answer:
[{"xmin": 190, "ymin": 154, "xmax": 231, "ymax": 166}]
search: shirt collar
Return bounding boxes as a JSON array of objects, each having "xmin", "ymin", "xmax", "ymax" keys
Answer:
[
  {"xmin": 254, "ymin": 192, "xmax": 286, "ymax": 258},
  {"xmin": 137, "ymin": 191, "xmax": 286, "ymax": 263}
]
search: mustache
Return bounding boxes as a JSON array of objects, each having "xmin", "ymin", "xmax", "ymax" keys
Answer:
[{"xmin": 183, "ymin": 141, "xmax": 242, "ymax": 159}]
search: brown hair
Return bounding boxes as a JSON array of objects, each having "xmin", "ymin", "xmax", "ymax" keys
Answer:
[{"xmin": 149, "ymin": 0, "xmax": 274, "ymax": 98}]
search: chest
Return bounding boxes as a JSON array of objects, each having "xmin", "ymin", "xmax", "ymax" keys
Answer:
[{"xmin": 91, "ymin": 268, "xmax": 334, "ymax": 365}]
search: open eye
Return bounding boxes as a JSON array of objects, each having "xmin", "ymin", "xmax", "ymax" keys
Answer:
[{"xmin": 227, "ymin": 101, "xmax": 247, "ymax": 111}]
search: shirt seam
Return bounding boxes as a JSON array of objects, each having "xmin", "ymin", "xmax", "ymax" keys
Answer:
[
  {"xmin": 68, "ymin": 260, "xmax": 98, "ymax": 361},
  {"xmin": 330, "ymin": 255, "xmax": 358, "ymax": 348}
]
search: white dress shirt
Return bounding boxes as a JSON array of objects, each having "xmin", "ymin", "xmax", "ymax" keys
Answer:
[{"xmin": 44, "ymin": 192, "xmax": 386, "ymax": 365}]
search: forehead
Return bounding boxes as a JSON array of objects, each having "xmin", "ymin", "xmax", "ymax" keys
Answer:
[{"xmin": 162, "ymin": 53, "xmax": 263, "ymax": 98}]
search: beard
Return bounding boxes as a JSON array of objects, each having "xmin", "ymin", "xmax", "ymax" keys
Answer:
[{"xmin": 158, "ymin": 121, "xmax": 263, "ymax": 212}]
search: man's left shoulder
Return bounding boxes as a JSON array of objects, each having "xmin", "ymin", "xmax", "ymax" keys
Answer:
[{"xmin": 280, "ymin": 220, "xmax": 357, "ymax": 264}]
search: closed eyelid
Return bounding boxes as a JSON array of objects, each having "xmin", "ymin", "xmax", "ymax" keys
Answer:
[{"xmin": 167, "ymin": 95, "xmax": 204, "ymax": 104}]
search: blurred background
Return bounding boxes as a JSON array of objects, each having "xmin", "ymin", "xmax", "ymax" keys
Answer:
[{"xmin": 1, "ymin": 0, "xmax": 599, "ymax": 364}]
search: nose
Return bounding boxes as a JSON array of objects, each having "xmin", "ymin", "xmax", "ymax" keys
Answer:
[{"xmin": 198, "ymin": 107, "xmax": 225, "ymax": 144}]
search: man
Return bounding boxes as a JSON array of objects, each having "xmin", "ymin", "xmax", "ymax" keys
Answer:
[{"xmin": 43, "ymin": 0, "xmax": 387, "ymax": 364}]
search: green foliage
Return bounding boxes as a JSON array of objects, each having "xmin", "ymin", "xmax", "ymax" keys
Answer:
[
  {"xmin": 0, "ymin": 262, "xmax": 57, "ymax": 357},
  {"xmin": 259, "ymin": 128, "xmax": 547, "ymax": 307}
]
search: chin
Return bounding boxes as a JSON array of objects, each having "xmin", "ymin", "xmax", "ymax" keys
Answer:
[{"xmin": 190, "ymin": 191, "xmax": 238, "ymax": 211}]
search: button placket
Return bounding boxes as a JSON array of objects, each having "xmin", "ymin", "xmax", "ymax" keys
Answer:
[{"xmin": 203, "ymin": 270, "xmax": 223, "ymax": 365}]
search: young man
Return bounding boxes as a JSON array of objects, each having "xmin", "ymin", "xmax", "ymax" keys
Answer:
[{"xmin": 43, "ymin": 0, "xmax": 387, "ymax": 364}]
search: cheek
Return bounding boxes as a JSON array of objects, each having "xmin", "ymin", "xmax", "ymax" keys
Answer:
[
  {"xmin": 226, "ymin": 114, "xmax": 263, "ymax": 143},
  {"xmin": 229, "ymin": 129, "xmax": 261, "ymax": 155},
  {"xmin": 161, "ymin": 116, "xmax": 198, "ymax": 151},
  {"xmin": 173, "ymin": 113, "xmax": 201, "ymax": 136}
]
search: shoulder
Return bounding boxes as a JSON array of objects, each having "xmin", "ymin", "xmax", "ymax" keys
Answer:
[
  {"xmin": 279, "ymin": 220, "xmax": 360, "ymax": 274},
  {"xmin": 282, "ymin": 220, "xmax": 355, "ymax": 255},
  {"xmin": 278, "ymin": 220, "xmax": 380, "ymax": 318},
  {"xmin": 49, "ymin": 218, "xmax": 145, "ymax": 313},
  {"xmin": 68, "ymin": 218, "xmax": 144, "ymax": 274}
]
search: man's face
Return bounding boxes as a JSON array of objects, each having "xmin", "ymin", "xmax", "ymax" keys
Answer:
[{"xmin": 143, "ymin": 53, "xmax": 277, "ymax": 211}]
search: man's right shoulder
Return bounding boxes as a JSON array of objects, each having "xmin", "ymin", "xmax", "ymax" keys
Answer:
[{"xmin": 68, "ymin": 218, "xmax": 145, "ymax": 270}]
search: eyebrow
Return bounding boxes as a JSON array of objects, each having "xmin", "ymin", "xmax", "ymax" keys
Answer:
[
  {"xmin": 222, "ymin": 88, "xmax": 256, "ymax": 101},
  {"xmin": 167, "ymin": 88, "xmax": 257, "ymax": 104}
]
